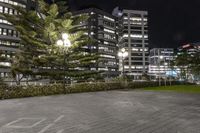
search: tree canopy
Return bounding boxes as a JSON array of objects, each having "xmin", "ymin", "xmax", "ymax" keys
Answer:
[
  {"xmin": 1, "ymin": 0, "xmax": 99, "ymax": 84},
  {"xmin": 175, "ymin": 51, "xmax": 200, "ymax": 80}
]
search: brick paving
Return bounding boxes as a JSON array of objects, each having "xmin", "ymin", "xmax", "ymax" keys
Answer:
[{"xmin": 0, "ymin": 90, "xmax": 200, "ymax": 133}]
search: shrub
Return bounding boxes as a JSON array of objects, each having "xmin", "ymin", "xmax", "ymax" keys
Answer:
[
  {"xmin": 68, "ymin": 82, "xmax": 123, "ymax": 93},
  {"xmin": 127, "ymin": 81, "xmax": 158, "ymax": 89},
  {"xmin": 0, "ymin": 84, "xmax": 63, "ymax": 99},
  {"xmin": 0, "ymin": 81, "xmax": 193, "ymax": 100}
]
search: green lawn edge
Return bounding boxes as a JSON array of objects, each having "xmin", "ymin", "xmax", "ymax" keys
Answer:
[{"xmin": 143, "ymin": 85, "xmax": 200, "ymax": 93}]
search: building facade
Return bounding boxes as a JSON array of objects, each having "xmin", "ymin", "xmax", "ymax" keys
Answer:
[
  {"xmin": 176, "ymin": 43, "xmax": 200, "ymax": 81},
  {"xmin": 177, "ymin": 43, "xmax": 200, "ymax": 56},
  {"xmin": 73, "ymin": 8, "xmax": 119, "ymax": 77},
  {"xmin": 1, "ymin": 4, "xmax": 149, "ymax": 79},
  {"xmin": 118, "ymin": 9, "xmax": 149, "ymax": 80},
  {"xmin": 149, "ymin": 48, "xmax": 175, "ymax": 78},
  {"xmin": 0, "ymin": 0, "xmax": 35, "ymax": 78}
]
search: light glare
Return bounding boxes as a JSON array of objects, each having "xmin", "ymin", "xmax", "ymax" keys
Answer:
[
  {"xmin": 57, "ymin": 40, "xmax": 63, "ymax": 46},
  {"xmin": 62, "ymin": 33, "xmax": 69, "ymax": 40}
]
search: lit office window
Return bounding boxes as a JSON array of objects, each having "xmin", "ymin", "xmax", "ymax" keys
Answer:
[
  {"xmin": 3, "ymin": 29, "xmax": 7, "ymax": 35},
  {"xmin": 0, "ymin": 62, "xmax": 11, "ymax": 67},
  {"xmin": 132, "ymin": 48, "xmax": 139, "ymax": 51},
  {"xmin": 130, "ymin": 34, "xmax": 143, "ymax": 38},
  {"xmin": 143, "ymin": 18, "xmax": 148, "ymax": 21},
  {"xmin": 99, "ymin": 47, "xmax": 114, "ymax": 53},
  {"xmin": 103, "ymin": 16, "xmax": 114, "ymax": 22},
  {"xmin": 0, "ymin": 6, "xmax": 3, "ymax": 13},
  {"xmin": 9, "ymin": 8, "xmax": 13, "ymax": 14},
  {"xmin": 104, "ymin": 34, "xmax": 115, "ymax": 40},
  {"xmin": 0, "ymin": 19, "xmax": 12, "ymax": 25},
  {"xmin": 103, "ymin": 28, "xmax": 115, "ymax": 34},
  {"xmin": 130, "ymin": 17, "xmax": 142, "ymax": 21},
  {"xmin": 4, "ymin": 7, "xmax": 8, "ymax": 13},
  {"xmin": 123, "ymin": 34, "xmax": 128, "ymax": 38},
  {"xmin": 100, "ymin": 54, "xmax": 115, "ymax": 59}
]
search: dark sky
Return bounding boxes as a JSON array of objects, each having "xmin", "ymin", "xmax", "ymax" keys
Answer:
[{"xmin": 68, "ymin": 0, "xmax": 200, "ymax": 48}]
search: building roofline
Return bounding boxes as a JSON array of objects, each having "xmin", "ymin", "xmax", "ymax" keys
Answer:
[
  {"xmin": 150, "ymin": 48, "xmax": 174, "ymax": 50},
  {"xmin": 73, "ymin": 8, "xmax": 116, "ymax": 19},
  {"xmin": 123, "ymin": 9, "xmax": 148, "ymax": 15}
]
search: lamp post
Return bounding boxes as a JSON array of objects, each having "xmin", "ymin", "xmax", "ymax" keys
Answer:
[
  {"xmin": 168, "ymin": 60, "xmax": 172, "ymax": 86},
  {"xmin": 118, "ymin": 48, "xmax": 128, "ymax": 78},
  {"xmin": 57, "ymin": 33, "xmax": 71, "ymax": 93},
  {"xmin": 164, "ymin": 62, "xmax": 168, "ymax": 86},
  {"xmin": 158, "ymin": 55, "xmax": 164, "ymax": 86}
]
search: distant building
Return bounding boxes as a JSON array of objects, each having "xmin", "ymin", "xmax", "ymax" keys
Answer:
[
  {"xmin": 149, "ymin": 48, "xmax": 175, "ymax": 78},
  {"xmin": 0, "ymin": 3, "xmax": 150, "ymax": 79},
  {"xmin": 117, "ymin": 9, "xmax": 149, "ymax": 80},
  {"xmin": 73, "ymin": 8, "xmax": 119, "ymax": 77},
  {"xmin": 177, "ymin": 43, "xmax": 200, "ymax": 56},
  {"xmin": 176, "ymin": 43, "xmax": 200, "ymax": 81},
  {"xmin": 0, "ymin": 0, "xmax": 35, "ymax": 78}
]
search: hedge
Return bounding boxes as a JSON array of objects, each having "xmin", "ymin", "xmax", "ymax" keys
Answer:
[{"xmin": 0, "ymin": 81, "xmax": 192, "ymax": 100}]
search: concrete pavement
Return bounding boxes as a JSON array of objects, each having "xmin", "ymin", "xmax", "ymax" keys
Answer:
[{"xmin": 0, "ymin": 90, "xmax": 200, "ymax": 133}]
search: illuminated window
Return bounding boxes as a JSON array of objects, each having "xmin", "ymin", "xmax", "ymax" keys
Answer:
[
  {"xmin": 0, "ymin": 6, "xmax": 3, "ymax": 13},
  {"xmin": 0, "ymin": 62, "xmax": 11, "ymax": 67},
  {"xmin": 104, "ymin": 34, "xmax": 116, "ymax": 40},
  {"xmin": 143, "ymin": 18, "xmax": 148, "ymax": 21},
  {"xmin": 132, "ymin": 48, "xmax": 139, "ymax": 51},
  {"xmin": 123, "ymin": 34, "xmax": 128, "ymax": 38},
  {"xmin": 130, "ymin": 34, "xmax": 142, "ymax": 38},
  {"xmin": 104, "ymin": 28, "xmax": 115, "ymax": 34},
  {"xmin": 104, "ymin": 41, "xmax": 109, "ymax": 44},
  {"xmin": 0, "ymin": 19, "xmax": 12, "ymax": 25},
  {"xmin": 100, "ymin": 54, "xmax": 115, "ymax": 59},
  {"xmin": 0, "ymin": 0, "xmax": 26, "ymax": 8},
  {"xmin": 144, "ymin": 35, "xmax": 148, "ymax": 39},
  {"xmin": 4, "ymin": 7, "xmax": 8, "ymax": 13},
  {"xmin": 130, "ymin": 17, "xmax": 142, "ymax": 21},
  {"xmin": 103, "ymin": 16, "xmax": 114, "ymax": 22}
]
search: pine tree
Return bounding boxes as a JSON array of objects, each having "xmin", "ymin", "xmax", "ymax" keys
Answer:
[
  {"xmin": 1, "ymin": 0, "xmax": 99, "ymax": 84},
  {"xmin": 190, "ymin": 52, "xmax": 200, "ymax": 79},
  {"xmin": 175, "ymin": 52, "xmax": 191, "ymax": 80},
  {"xmin": 175, "ymin": 51, "xmax": 200, "ymax": 81}
]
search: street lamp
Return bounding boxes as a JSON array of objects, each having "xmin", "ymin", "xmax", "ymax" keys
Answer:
[
  {"xmin": 164, "ymin": 62, "xmax": 168, "ymax": 86},
  {"xmin": 158, "ymin": 55, "xmax": 164, "ymax": 86},
  {"xmin": 56, "ymin": 33, "xmax": 71, "ymax": 93},
  {"xmin": 118, "ymin": 48, "xmax": 128, "ymax": 77}
]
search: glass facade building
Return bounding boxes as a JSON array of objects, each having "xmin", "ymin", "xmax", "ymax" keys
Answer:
[
  {"xmin": 149, "ymin": 48, "xmax": 175, "ymax": 78},
  {"xmin": 0, "ymin": 0, "xmax": 35, "ymax": 78},
  {"xmin": 73, "ymin": 8, "xmax": 119, "ymax": 77},
  {"xmin": 118, "ymin": 10, "xmax": 149, "ymax": 80}
]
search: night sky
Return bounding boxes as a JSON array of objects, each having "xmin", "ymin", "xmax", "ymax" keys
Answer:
[{"xmin": 68, "ymin": 0, "xmax": 200, "ymax": 48}]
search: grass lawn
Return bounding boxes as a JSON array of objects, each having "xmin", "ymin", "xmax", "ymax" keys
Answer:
[{"xmin": 143, "ymin": 85, "xmax": 200, "ymax": 93}]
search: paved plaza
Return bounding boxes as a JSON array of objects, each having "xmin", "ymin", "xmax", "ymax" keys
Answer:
[{"xmin": 0, "ymin": 90, "xmax": 200, "ymax": 133}]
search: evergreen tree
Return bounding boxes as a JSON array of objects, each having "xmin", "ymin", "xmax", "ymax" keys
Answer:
[
  {"xmin": 175, "ymin": 51, "xmax": 200, "ymax": 81},
  {"xmin": 1, "ymin": 0, "xmax": 99, "ymax": 84},
  {"xmin": 190, "ymin": 52, "xmax": 200, "ymax": 79},
  {"xmin": 175, "ymin": 52, "xmax": 191, "ymax": 80}
]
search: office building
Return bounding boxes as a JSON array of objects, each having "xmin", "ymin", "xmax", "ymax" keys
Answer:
[
  {"xmin": 177, "ymin": 43, "xmax": 200, "ymax": 56},
  {"xmin": 116, "ymin": 9, "xmax": 149, "ymax": 80},
  {"xmin": 149, "ymin": 48, "xmax": 175, "ymax": 78},
  {"xmin": 73, "ymin": 8, "xmax": 119, "ymax": 77},
  {"xmin": 0, "ymin": 0, "xmax": 35, "ymax": 78},
  {"xmin": 176, "ymin": 43, "xmax": 200, "ymax": 81},
  {"xmin": 1, "ymin": 4, "xmax": 149, "ymax": 79}
]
